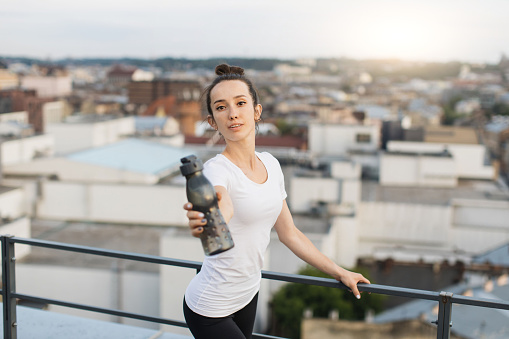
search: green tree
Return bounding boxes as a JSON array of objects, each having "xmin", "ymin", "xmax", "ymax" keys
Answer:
[
  {"xmin": 270, "ymin": 266, "xmax": 384, "ymax": 339},
  {"xmin": 275, "ymin": 119, "xmax": 298, "ymax": 136},
  {"xmin": 442, "ymin": 96, "xmax": 464, "ymax": 125},
  {"xmin": 491, "ymin": 103, "xmax": 509, "ymax": 116}
]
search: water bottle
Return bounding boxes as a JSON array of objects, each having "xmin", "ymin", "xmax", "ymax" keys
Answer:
[{"xmin": 180, "ymin": 155, "xmax": 234, "ymax": 256}]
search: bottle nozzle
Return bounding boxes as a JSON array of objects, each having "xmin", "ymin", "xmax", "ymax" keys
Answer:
[{"xmin": 180, "ymin": 155, "xmax": 203, "ymax": 176}]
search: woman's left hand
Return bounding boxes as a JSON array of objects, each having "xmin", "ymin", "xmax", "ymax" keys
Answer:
[{"xmin": 335, "ymin": 269, "xmax": 370, "ymax": 299}]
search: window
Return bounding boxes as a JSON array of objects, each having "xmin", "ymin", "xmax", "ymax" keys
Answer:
[{"xmin": 356, "ymin": 133, "xmax": 371, "ymax": 143}]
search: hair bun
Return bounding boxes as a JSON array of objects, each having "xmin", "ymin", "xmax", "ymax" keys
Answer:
[{"xmin": 215, "ymin": 64, "xmax": 245, "ymax": 76}]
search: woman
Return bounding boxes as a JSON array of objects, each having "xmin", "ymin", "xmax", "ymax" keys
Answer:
[{"xmin": 183, "ymin": 64, "xmax": 370, "ymax": 339}]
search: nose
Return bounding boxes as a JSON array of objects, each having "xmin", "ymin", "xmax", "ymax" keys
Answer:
[{"xmin": 228, "ymin": 107, "xmax": 238, "ymax": 120}]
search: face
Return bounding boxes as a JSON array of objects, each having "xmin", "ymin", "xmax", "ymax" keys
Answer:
[{"xmin": 208, "ymin": 80, "xmax": 262, "ymax": 143}]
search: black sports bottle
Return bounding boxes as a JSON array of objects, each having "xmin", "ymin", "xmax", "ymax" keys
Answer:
[{"xmin": 180, "ymin": 155, "xmax": 234, "ymax": 256}]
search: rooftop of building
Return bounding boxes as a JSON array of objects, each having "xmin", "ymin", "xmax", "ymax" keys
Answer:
[
  {"xmin": 0, "ymin": 302, "xmax": 190, "ymax": 339},
  {"xmin": 424, "ymin": 125, "xmax": 479, "ymax": 144},
  {"xmin": 0, "ymin": 184, "xmax": 18, "ymax": 195},
  {"xmin": 62, "ymin": 113, "xmax": 128, "ymax": 124},
  {"xmin": 486, "ymin": 115, "xmax": 509, "ymax": 133},
  {"xmin": 21, "ymin": 219, "xmax": 173, "ymax": 272},
  {"xmin": 67, "ymin": 138, "xmax": 192, "ymax": 176},
  {"xmin": 473, "ymin": 243, "xmax": 509, "ymax": 267},
  {"xmin": 361, "ymin": 179, "xmax": 508, "ymax": 205},
  {"xmin": 373, "ymin": 273, "xmax": 509, "ymax": 339}
]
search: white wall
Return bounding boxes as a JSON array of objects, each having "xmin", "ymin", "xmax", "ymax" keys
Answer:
[
  {"xmin": 5, "ymin": 158, "xmax": 159, "ymax": 184},
  {"xmin": 1, "ymin": 178, "xmax": 39, "ymax": 217},
  {"xmin": 380, "ymin": 153, "xmax": 457, "ymax": 187},
  {"xmin": 290, "ymin": 177, "xmax": 340, "ymax": 213},
  {"xmin": 46, "ymin": 117, "xmax": 135, "ymax": 154},
  {"xmin": 37, "ymin": 181, "xmax": 188, "ymax": 226},
  {"xmin": 324, "ymin": 217, "xmax": 359, "ymax": 268},
  {"xmin": 419, "ymin": 156, "xmax": 457, "ymax": 187},
  {"xmin": 309, "ymin": 123, "xmax": 379, "ymax": 156},
  {"xmin": 146, "ymin": 134, "xmax": 185, "ymax": 148},
  {"xmin": 43, "ymin": 101, "xmax": 67, "ymax": 125},
  {"xmin": 16, "ymin": 264, "xmax": 160, "ymax": 329},
  {"xmin": 358, "ymin": 202, "xmax": 450, "ymax": 249},
  {"xmin": 341, "ymin": 180, "xmax": 361, "ymax": 206},
  {"xmin": 330, "ymin": 162, "xmax": 361, "ymax": 180},
  {"xmin": 91, "ymin": 118, "xmax": 135, "ymax": 148},
  {"xmin": 0, "ymin": 217, "xmax": 31, "ymax": 259},
  {"xmin": 45, "ymin": 123, "xmax": 95, "ymax": 154},
  {"xmin": 0, "ymin": 111, "xmax": 28, "ymax": 124},
  {"xmin": 387, "ymin": 141, "xmax": 494, "ymax": 180},
  {"xmin": 352, "ymin": 199, "xmax": 509, "ymax": 262},
  {"xmin": 1, "ymin": 134, "xmax": 55, "ymax": 166},
  {"xmin": 452, "ymin": 199, "xmax": 509, "ymax": 229},
  {"xmin": 21, "ymin": 76, "xmax": 72, "ymax": 98},
  {"xmin": 0, "ymin": 186, "xmax": 26, "ymax": 219}
]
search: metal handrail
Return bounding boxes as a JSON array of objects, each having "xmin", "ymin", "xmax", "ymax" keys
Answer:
[{"xmin": 2, "ymin": 235, "xmax": 509, "ymax": 339}]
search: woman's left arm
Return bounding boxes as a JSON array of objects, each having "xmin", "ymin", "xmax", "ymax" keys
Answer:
[{"xmin": 274, "ymin": 200, "xmax": 370, "ymax": 299}]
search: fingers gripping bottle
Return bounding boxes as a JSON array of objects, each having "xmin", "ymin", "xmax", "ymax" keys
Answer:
[{"xmin": 180, "ymin": 155, "xmax": 234, "ymax": 256}]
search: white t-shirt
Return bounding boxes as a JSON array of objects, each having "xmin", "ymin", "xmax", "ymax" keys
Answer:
[{"xmin": 184, "ymin": 151, "xmax": 287, "ymax": 317}]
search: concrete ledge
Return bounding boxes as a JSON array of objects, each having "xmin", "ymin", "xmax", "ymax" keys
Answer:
[{"xmin": 1, "ymin": 303, "xmax": 191, "ymax": 339}]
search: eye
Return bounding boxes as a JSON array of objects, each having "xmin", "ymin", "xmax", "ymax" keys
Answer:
[
  {"xmin": 237, "ymin": 101, "xmax": 247, "ymax": 106},
  {"xmin": 215, "ymin": 105, "xmax": 226, "ymax": 111}
]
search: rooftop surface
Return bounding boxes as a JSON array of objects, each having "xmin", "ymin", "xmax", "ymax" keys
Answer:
[
  {"xmin": 67, "ymin": 139, "xmax": 193, "ymax": 175},
  {"xmin": 0, "ymin": 303, "xmax": 190, "ymax": 339},
  {"xmin": 374, "ymin": 275, "xmax": 509, "ymax": 339},
  {"xmin": 23, "ymin": 219, "xmax": 173, "ymax": 272},
  {"xmin": 473, "ymin": 243, "xmax": 509, "ymax": 266},
  {"xmin": 361, "ymin": 179, "xmax": 505, "ymax": 205},
  {"xmin": 0, "ymin": 184, "xmax": 18, "ymax": 195}
]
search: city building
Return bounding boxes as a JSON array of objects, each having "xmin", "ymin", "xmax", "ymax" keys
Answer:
[
  {"xmin": 484, "ymin": 116, "xmax": 509, "ymax": 174},
  {"xmin": 45, "ymin": 114, "xmax": 135, "ymax": 154},
  {"xmin": 106, "ymin": 65, "xmax": 137, "ymax": 87},
  {"xmin": 21, "ymin": 68, "xmax": 72, "ymax": 98},
  {"xmin": 128, "ymin": 79, "xmax": 202, "ymax": 135},
  {"xmin": 373, "ymin": 270, "xmax": 509, "ymax": 339},
  {"xmin": 128, "ymin": 80, "xmax": 201, "ymax": 106},
  {"xmin": 0, "ymin": 185, "xmax": 31, "ymax": 259},
  {"xmin": 308, "ymin": 122, "xmax": 380, "ymax": 157},
  {"xmin": 0, "ymin": 89, "xmax": 55, "ymax": 132},
  {"xmin": 0, "ymin": 68, "xmax": 19, "ymax": 90}
]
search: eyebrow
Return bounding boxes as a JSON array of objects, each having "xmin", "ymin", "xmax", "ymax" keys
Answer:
[{"xmin": 213, "ymin": 95, "xmax": 247, "ymax": 105}]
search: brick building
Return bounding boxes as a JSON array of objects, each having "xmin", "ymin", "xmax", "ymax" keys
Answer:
[
  {"xmin": 129, "ymin": 79, "xmax": 203, "ymax": 135},
  {"xmin": 128, "ymin": 79, "xmax": 201, "ymax": 106},
  {"xmin": 0, "ymin": 89, "xmax": 52, "ymax": 133},
  {"xmin": 107, "ymin": 65, "xmax": 137, "ymax": 87}
]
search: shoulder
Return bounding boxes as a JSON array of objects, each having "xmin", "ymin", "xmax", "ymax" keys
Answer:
[
  {"xmin": 257, "ymin": 151, "xmax": 281, "ymax": 169},
  {"xmin": 204, "ymin": 154, "xmax": 229, "ymax": 171},
  {"xmin": 203, "ymin": 154, "xmax": 234, "ymax": 177}
]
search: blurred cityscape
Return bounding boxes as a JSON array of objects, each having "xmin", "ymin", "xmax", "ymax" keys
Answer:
[{"xmin": 1, "ymin": 54, "xmax": 509, "ymax": 338}]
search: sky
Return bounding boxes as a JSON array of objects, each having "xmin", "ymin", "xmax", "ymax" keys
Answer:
[{"xmin": 2, "ymin": 0, "xmax": 508, "ymax": 63}]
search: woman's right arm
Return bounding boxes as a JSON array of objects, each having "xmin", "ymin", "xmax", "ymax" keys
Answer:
[{"xmin": 183, "ymin": 185, "xmax": 234, "ymax": 237}]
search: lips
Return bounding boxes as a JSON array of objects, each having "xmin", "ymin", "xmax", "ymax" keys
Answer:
[{"xmin": 229, "ymin": 123, "xmax": 243, "ymax": 129}]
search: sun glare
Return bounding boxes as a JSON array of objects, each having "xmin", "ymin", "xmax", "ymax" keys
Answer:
[{"xmin": 359, "ymin": 16, "xmax": 441, "ymax": 61}]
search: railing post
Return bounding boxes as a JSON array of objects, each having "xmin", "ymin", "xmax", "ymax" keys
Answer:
[
  {"xmin": 436, "ymin": 291, "xmax": 453, "ymax": 339},
  {"xmin": 2, "ymin": 235, "xmax": 17, "ymax": 339}
]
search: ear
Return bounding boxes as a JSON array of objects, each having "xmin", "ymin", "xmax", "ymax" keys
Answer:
[
  {"xmin": 254, "ymin": 104, "xmax": 262, "ymax": 121},
  {"xmin": 207, "ymin": 115, "xmax": 217, "ymax": 130}
]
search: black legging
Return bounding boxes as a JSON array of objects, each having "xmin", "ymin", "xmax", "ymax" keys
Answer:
[{"xmin": 183, "ymin": 293, "xmax": 258, "ymax": 339}]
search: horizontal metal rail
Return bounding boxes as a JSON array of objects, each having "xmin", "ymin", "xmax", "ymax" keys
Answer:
[
  {"xmin": 11, "ymin": 236, "xmax": 203, "ymax": 270},
  {"xmin": 13, "ymin": 293, "xmax": 188, "ymax": 328},
  {"xmin": 3, "ymin": 235, "xmax": 509, "ymax": 339}
]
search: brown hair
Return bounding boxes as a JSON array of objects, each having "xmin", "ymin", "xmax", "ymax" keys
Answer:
[{"xmin": 204, "ymin": 64, "xmax": 260, "ymax": 117}]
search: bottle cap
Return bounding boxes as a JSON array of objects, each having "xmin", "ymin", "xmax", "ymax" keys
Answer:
[{"xmin": 180, "ymin": 155, "xmax": 204, "ymax": 176}]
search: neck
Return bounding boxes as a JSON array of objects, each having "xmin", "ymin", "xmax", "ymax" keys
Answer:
[{"xmin": 222, "ymin": 138, "xmax": 257, "ymax": 170}]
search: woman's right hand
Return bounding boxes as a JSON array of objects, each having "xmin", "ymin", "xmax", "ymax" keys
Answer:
[{"xmin": 183, "ymin": 202, "xmax": 206, "ymax": 238}]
